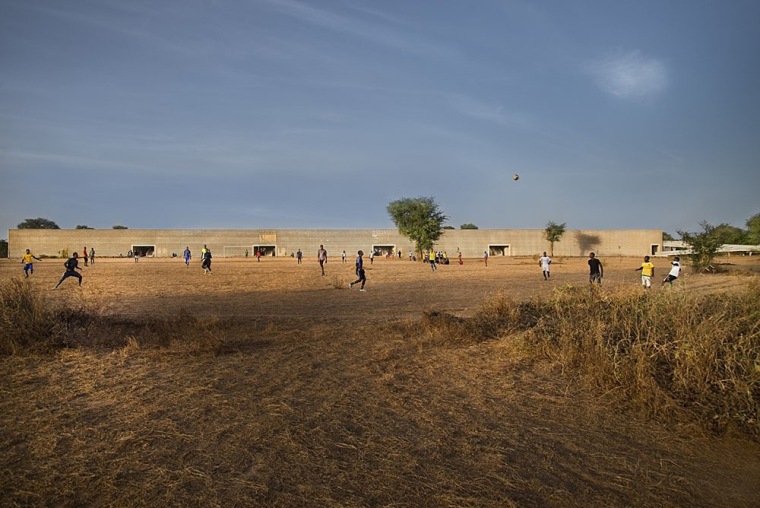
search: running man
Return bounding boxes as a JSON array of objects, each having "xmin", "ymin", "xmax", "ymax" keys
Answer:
[
  {"xmin": 662, "ymin": 256, "xmax": 681, "ymax": 289},
  {"xmin": 349, "ymin": 250, "xmax": 367, "ymax": 291},
  {"xmin": 184, "ymin": 246, "xmax": 191, "ymax": 267},
  {"xmin": 483, "ymin": 250, "xmax": 488, "ymax": 267},
  {"xmin": 635, "ymin": 255, "xmax": 655, "ymax": 289},
  {"xmin": 297, "ymin": 249, "xmax": 303, "ymax": 265},
  {"xmin": 54, "ymin": 252, "xmax": 83, "ymax": 289},
  {"xmin": 317, "ymin": 245, "xmax": 327, "ymax": 276},
  {"xmin": 256, "ymin": 249, "xmax": 261, "ymax": 262},
  {"xmin": 21, "ymin": 249, "xmax": 42, "ymax": 278},
  {"xmin": 539, "ymin": 252, "xmax": 551, "ymax": 280},
  {"xmin": 202, "ymin": 248, "xmax": 213, "ymax": 274},
  {"xmin": 588, "ymin": 252, "xmax": 603, "ymax": 286},
  {"xmin": 83, "ymin": 246, "xmax": 88, "ymax": 267}
]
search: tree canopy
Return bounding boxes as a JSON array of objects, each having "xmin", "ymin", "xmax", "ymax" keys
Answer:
[
  {"xmin": 112, "ymin": 225, "xmax": 129, "ymax": 229},
  {"xmin": 76, "ymin": 225, "xmax": 94, "ymax": 229},
  {"xmin": 678, "ymin": 221, "xmax": 723, "ymax": 273},
  {"xmin": 17, "ymin": 218, "xmax": 59, "ymax": 229},
  {"xmin": 746, "ymin": 213, "xmax": 760, "ymax": 244},
  {"xmin": 387, "ymin": 197, "xmax": 447, "ymax": 254},
  {"xmin": 460, "ymin": 223, "xmax": 479, "ymax": 230},
  {"xmin": 543, "ymin": 221, "xmax": 566, "ymax": 256}
]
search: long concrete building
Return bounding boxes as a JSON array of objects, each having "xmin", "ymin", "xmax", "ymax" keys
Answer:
[{"xmin": 9, "ymin": 229, "xmax": 663, "ymax": 259}]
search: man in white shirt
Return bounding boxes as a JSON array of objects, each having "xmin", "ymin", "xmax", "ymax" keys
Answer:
[
  {"xmin": 539, "ymin": 252, "xmax": 552, "ymax": 280},
  {"xmin": 662, "ymin": 256, "xmax": 681, "ymax": 288}
]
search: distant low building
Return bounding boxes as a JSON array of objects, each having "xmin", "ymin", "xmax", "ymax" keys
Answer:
[{"xmin": 9, "ymin": 228, "xmax": 663, "ymax": 259}]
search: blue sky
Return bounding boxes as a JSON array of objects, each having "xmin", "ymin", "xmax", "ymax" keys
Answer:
[{"xmin": 1, "ymin": 0, "xmax": 758, "ymax": 237}]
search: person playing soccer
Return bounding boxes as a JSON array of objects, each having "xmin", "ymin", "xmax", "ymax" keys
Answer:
[
  {"xmin": 588, "ymin": 252, "xmax": 603, "ymax": 286},
  {"xmin": 202, "ymin": 248, "xmax": 213, "ymax": 274},
  {"xmin": 89, "ymin": 247, "xmax": 95, "ymax": 265},
  {"xmin": 483, "ymin": 250, "xmax": 488, "ymax": 267},
  {"xmin": 349, "ymin": 250, "xmax": 367, "ymax": 291},
  {"xmin": 539, "ymin": 251, "xmax": 551, "ymax": 280},
  {"xmin": 297, "ymin": 249, "xmax": 303, "ymax": 265},
  {"xmin": 21, "ymin": 249, "xmax": 42, "ymax": 278},
  {"xmin": 635, "ymin": 255, "xmax": 655, "ymax": 289},
  {"xmin": 429, "ymin": 250, "xmax": 437, "ymax": 271},
  {"xmin": 256, "ymin": 249, "xmax": 262, "ymax": 262},
  {"xmin": 662, "ymin": 256, "xmax": 682, "ymax": 289},
  {"xmin": 317, "ymin": 245, "xmax": 327, "ymax": 276},
  {"xmin": 54, "ymin": 252, "xmax": 83, "ymax": 289},
  {"xmin": 342, "ymin": 250, "xmax": 347, "ymax": 264},
  {"xmin": 184, "ymin": 246, "xmax": 191, "ymax": 267},
  {"xmin": 82, "ymin": 246, "xmax": 88, "ymax": 267},
  {"xmin": 369, "ymin": 251, "xmax": 374, "ymax": 265}
]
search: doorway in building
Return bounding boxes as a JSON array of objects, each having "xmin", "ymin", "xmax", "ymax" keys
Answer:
[
  {"xmin": 253, "ymin": 245, "xmax": 277, "ymax": 257},
  {"xmin": 372, "ymin": 245, "xmax": 395, "ymax": 257},
  {"xmin": 131, "ymin": 245, "xmax": 156, "ymax": 257},
  {"xmin": 488, "ymin": 244, "xmax": 511, "ymax": 256},
  {"xmin": 651, "ymin": 244, "xmax": 660, "ymax": 256}
]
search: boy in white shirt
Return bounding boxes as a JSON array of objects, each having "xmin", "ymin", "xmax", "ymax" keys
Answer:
[
  {"xmin": 662, "ymin": 256, "xmax": 682, "ymax": 288},
  {"xmin": 539, "ymin": 252, "xmax": 551, "ymax": 280}
]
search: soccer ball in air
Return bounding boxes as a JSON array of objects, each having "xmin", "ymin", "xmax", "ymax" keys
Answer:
[{"xmin": 512, "ymin": 174, "xmax": 519, "ymax": 181}]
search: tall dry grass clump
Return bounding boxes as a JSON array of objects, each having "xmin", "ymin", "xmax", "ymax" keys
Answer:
[
  {"xmin": 0, "ymin": 278, "xmax": 93, "ymax": 355},
  {"xmin": 489, "ymin": 282, "xmax": 759, "ymax": 437},
  {"xmin": 417, "ymin": 282, "xmax": 760, "ymax": 437}
]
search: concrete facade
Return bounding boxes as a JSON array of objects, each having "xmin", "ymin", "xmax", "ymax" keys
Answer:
[{"xmin": 9, "ymin": 229, "xmax": 663, "ymax": 259}]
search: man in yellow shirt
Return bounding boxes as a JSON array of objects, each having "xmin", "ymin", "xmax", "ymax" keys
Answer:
[
  {"xmin": 21, "ymin": 249, "xmax": 42, "ymax": 278},
  {"xmin": 429, "ymin": 250, "xmax": 437, "ymax": 272},
  {"xmin": 635, "ymin": 255, "xmax": 655, "ymax": 289}
]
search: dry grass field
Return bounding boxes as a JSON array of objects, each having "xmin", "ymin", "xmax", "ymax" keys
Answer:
[{"xmin": 1, "ymin": 255, "xmax": 759, "ymax": 507}]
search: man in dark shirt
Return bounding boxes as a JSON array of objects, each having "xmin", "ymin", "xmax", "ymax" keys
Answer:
[
  {"xmin": 349, "ymin": 250, "xmax": 366, "ymax": 291},
  {"xmin": 588, "ymin": 252, "xmax": 603, "ymax": 286},
  {"xmin": 202, "ymin": 249, "xmax": 213, "ymax": 274},
  {"xmin": 297, "ymin": 249, "xmax": 303, "ymax": 265},
  {"xmin": 54, "ymin": 252, "xmax": 83, "ymax": 289}
]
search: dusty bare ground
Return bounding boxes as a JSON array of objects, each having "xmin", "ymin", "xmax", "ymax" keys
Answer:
[{"xmin": 1, "ymin": 256, "xmax": 759, "ymax": 506}]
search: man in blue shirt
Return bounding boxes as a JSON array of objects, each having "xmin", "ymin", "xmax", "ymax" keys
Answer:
[{"xmin": 349, "ymin": 250, "xmax": 367, "ymax": 291}]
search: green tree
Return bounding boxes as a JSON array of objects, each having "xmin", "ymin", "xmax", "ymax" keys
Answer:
[
  {"xmin": 0, "ymin": 239, "xmax": 7, "ymax": 258},
  {"xmin": 443, "ymin": 225, "xmax": 455, "ymax": 230},
  {"xmin": 112, "ymin": 225, "xmax": 128, "ymax": 229},
  {"xmin": 662, "ymin": 232, "xmax": 676, "ymax": 241},
  {"xmin": 460, "ymin": 223, "xmax": 479, "ymax": 229},
  {"xmin": 746, "ymin": 213, "xmax": 760, "ymax": 244},
  {"xmin": 387, "ymin": 197, "xmax": 448, "ymax": 255},
  {"xmin": 543, "ymin": 221, "xmax": 566, "ymax": 256},
  {"xmin": 712, "ymin": 223, "xmax": 749, "ymax": 245},
  {"xmin": 678, "ymin": 221, "xmax": 723, "ymax": 273},
  {"xmin": 76, "ymin": 225, "xmax": 94, "ymax": 229},
  {"xmin": 17, "ymin": 218, "xmax": 60, "ymax": 229}
]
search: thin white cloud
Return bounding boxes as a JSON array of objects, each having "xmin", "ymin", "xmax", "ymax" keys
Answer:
[
  {"xmin": 586, "ymin": 50, "xmax": 668, "ymax": 98},
  {"xmin": 257, "ymin": 0, "xmax": 458, "ymax": 60},
  {"xmin": 448, "ymin": 94, "xmax": 533, "ymax": 129}
]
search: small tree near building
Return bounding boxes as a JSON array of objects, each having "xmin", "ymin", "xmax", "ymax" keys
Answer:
[
  {"xmin": 543, "ymin": 221, "xmax": 566, "ymax": 256},
  {"xmin": 387, "ymin": 197, "xmax": 448, "ymax": 256},
  {"xmin": 17, "ymin": 218, "xmax": 60, "ymax": 229},
  {"xmin": 678, "ymin": 221, "xmax": 723, "ymax": 273}
]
